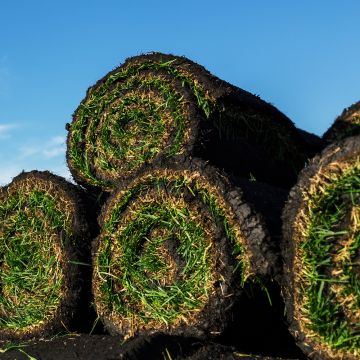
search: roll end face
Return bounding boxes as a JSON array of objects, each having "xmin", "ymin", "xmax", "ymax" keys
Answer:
[{"xmin": 281, "ymin": 135, "xmax": 360, "ymax": 360}]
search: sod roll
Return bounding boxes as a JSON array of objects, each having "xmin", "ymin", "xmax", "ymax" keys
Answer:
[
  {"xmin": 282, "ymin": 135, "xmax": 360, "ymax": 359},
  {"xmin": 92, "ymin": 159, "xmax": 277, "ymax": 339},
  {"xmin": 0, "ymin": 171, "xmax": 93, "ymax": 340},
  {"xmin": 67, "ymin": 52, "xmax": 319, "ymax": 192},
  {"xmin": 323, "ymin": 101, "xmax": 360, "ymax": 142}
]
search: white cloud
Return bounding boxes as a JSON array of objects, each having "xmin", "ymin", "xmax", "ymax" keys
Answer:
[
  {"xmin": 0, "ymin": 124, "xmax": 17, "ymax": 139},
  {"xmin": 48, "ymin": 135, "xmax": 66, "ymax": 146},
  {"xmin": 43, "ymin": 146, "xmax": 65, "ymax": 159},
  {"xmin": 18, "ymin": 135, "xmax": 66, "ymax": 159},
  {"xmin": 18, "ymin": 145, "xmax": 38, "ymax": 158}
]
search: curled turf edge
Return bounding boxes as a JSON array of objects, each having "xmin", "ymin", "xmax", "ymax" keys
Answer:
[
  {"xmin": 282, "ymin": 135, "xmax": 360, "ymax": 360},
  {"xmin": 323, "ymin": 101, "xmax": 360, "ymax": 143},
  {"xmin": 92, "ymin": 159, "xmax": 276, "ymax": 339},
  {"xmin": 67, "ymin": 52, "xmax": 322, "ymax": 191},
  {"xmin": 0, "ymin": 171, "xmax": 93, "ymax": 341}
]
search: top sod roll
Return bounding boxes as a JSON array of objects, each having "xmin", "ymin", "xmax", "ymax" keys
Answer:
[
  {"xmin": 282, "ymin": 135, "xmax": 360, "ymax": 360},
  {"xmin": 67, "ymin": 52, "xmax": 316, "ymax": 191}
]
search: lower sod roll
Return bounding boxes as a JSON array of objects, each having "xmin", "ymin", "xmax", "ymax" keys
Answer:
[
  {"xmin": 92, "ymin": 160, "xmax": 276, "ymax": 339},
  {"xmin": 0, "ymin": 171, "xmax": 93, "ymax": 340},
  {"xmin": 282, "ymin": 135, "xmax": 360, "ymax": 360}
]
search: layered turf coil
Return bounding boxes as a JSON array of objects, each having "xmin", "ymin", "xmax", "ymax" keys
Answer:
[
  {"xmin": 282, "ymin": 135, "xmax": 360, "ymax": 359},
  {"xmin": 92, "ymin": 160, "xmax": 275, "ymax": 338},
  {"xmin": 67, "ymin": 52, "xmax": 318, "ymax": 191},
  {"xmin": 0, "ymin": 171, "xmax": 92, "ymax": 340},
  {"xmin": 323, "ymin": 101, "xmax": 360, "ymax": 142}
]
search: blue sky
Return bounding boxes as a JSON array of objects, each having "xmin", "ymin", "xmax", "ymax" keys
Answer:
[{"xmin": 1, "ymin": 0, "xmax": 360, "ymax": 185}]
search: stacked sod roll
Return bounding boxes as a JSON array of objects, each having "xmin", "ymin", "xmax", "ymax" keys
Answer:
[
  {"xmin": 282, "ymin": 135, "xmax": 360, "ymax": 360},
  {"xmin": 0, "ymin": 171, "xmax": 93, "ymax": 340},
  {"xmin": 65, "ymin": 52, "xmax": 321, "ymax": 344},
  {"xmin": 92, "ymin": 159, "xmax": 278, "ymax": 339},
  {"xmin": 66, "ymin": 52, "xmax": 322, "ymax": 192}
]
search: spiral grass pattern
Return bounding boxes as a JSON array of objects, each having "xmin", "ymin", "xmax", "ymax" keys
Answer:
[
  {"xmin": 0, "ymin": 171, "xmax": 91, "ymax": 340},
  {"xmin": 323, "ymin": 101, "xmax": 360, "ymax": 142},
  {"xmin": 67, "ymin": 52, "xmax": 311, "ymax": 191},
  {"xmin": 282, "ymin": 135, "xmax": 360, "ymax": 359},
  {"xmin": 92, "ymin": 161, "xmax": 273, "ymax": 338}
]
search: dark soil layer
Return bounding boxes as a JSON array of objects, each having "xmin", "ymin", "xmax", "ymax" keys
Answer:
[
  {"xmin": 66, "ymin": 52, "xmax": 323, "ymax": 192},
  {"xmin": 281, "ymin": 135, "xmax": 360, "ymax": 360},
  {"xmin": 92, "ymin": 159, "xmax": 286, "ymax": 339},
  {"xmin": 0, "ymin": 171, "xmax": 97, "ymax": 341},
  {"xmin": 323, "ymin": 101, "xmax": 360, "ymax": 142},
  {"xmin": 0, "ymin": 335, "xmax": 125, "ymax": 360},
  {"xmin": 0, "ymin": 333, "xmax": 302, "ymax": 360},
  {"xmin": 217, "ymin": 281, "xmax": 306, "ymax": 359}
]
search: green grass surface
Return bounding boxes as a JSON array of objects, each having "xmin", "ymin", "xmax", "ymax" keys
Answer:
[
  {"xmin": 299, "ymin": 160, "xmax": 360, "ymax": 354},
  {"xmin": 94, "ymin": 173, "xmax": 246, "ymax": 333},
  {"xmin": 69, "ymin": 61, "xmax": 198, "ymax": 188},
  {"xmin": 0, "ymin": 187, "xmax": 69, "ymax": 333}
]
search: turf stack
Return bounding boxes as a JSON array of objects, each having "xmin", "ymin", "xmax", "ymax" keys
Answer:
[
  {"xmin": 323, "ymin": 101, "xmax": 360, "ymax": 142},
  {"xmin": 0, "ymin": 171, "xmax": 93, "ymax": 340},
  {"xmin": 66, "ymin": 52, "xmax": 322, "ymax": 192},
  {"xmin": 282, "ymin": 135, "xmax": 360, "ymax": 359},
  {"xmin": 92, "ymin": 159, "xmax": 280, "ymax": 339}
]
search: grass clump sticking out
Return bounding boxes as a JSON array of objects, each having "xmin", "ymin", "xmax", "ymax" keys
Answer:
[
  {"xmin": 93, "ymin": 167, "xmax": 251, "ymax": 338},
  {"xmin": 297, "ymin": 160, "xmax": 360, "ymax": 357}
]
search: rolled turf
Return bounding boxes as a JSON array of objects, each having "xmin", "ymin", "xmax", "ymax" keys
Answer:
[
  {"xmin": 0, "ymin": 171, "xmax": 93, "ymax": 340},
  {"xmin": 92, "ymin": 159, "xmax": 278, "ymax": 339},
  {"xmin": 66, "ymin": 52, "xmax": 321, "ymax": 192},
  {"xmin": 323, "ymin": 101, "xmax": 360, "ymax": 142},
  {"xmin": 282, "ymin": 135, "xmax": 360, "ymax": 359}
]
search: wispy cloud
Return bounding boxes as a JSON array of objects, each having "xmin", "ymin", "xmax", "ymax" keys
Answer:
[
  {"xmin": 43, "ymin": 135, "xmax": 66, "ymax": 158},
  {"xmin": 0, "ymin": 123, "xmax": 18, "ymax": 139},
  {"xmin": 19, "ymin": 135, "xmax": 66, "ymax": 159}
]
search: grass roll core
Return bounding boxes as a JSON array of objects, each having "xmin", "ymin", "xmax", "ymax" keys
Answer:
[
  {"xmin": 67, "ymin": 52, "xmax": 315, "ymax": 191},
  {"xmin": 282, "ymin": 135, "xmax": 360, "ymax": 359},
  {"xmin": 0, "ymin": 171, "xmax": 91, "ymax": 340},
  {"xmin": 93, "ymin": 160, "xmax": 273, "ymax": 338}
]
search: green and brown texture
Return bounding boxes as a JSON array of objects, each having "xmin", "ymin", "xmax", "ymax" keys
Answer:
[
  {"xmin": 92, "ymin": 159, "xmax": 278, "ymax": 339},
  {"xmin": 66, "ymin": 52, "xmax": 323, "ymax": 192},
  {"xmin": 323, "ymin": 101, "xmax": 360, "ymax": 142},
  {"xmin": 282, "ymin": 135, "xmax": 360, "ymax": 359},
  {"xmin": 0, "ymin": 171, "xmax": 93, "ymax": 341}
]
